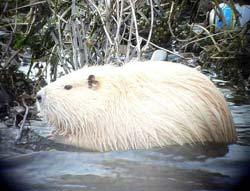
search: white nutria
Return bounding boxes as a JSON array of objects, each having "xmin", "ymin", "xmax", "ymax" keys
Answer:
[{"xmin": 36, "ymin": 61, "xmax": 237, "ymax": 152}]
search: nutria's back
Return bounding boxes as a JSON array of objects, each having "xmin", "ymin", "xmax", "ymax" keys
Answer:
[{"xmin": 37, "ymin": 61, "xmax": 237, "ymax": 152}]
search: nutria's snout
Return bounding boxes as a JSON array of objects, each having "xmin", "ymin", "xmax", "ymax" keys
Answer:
[
  {"xmin": 36, "ymin": 90, "xmax": 44, "ymax": 114},
  {"xmin": 36, "ymin": 95, "xmax": 42, "ymax": 102}
]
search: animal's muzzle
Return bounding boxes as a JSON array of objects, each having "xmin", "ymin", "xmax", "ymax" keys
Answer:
[{"xmin": 36, "ymin": 95, "xmax": 42, "ymax": 102}]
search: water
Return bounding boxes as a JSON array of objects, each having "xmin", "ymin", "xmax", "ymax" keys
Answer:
[{"xmin": 1, "ymin": 71, "xmax": 250, "ymax": 191}]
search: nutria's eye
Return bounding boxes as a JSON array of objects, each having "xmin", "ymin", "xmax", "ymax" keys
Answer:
[
  {"xmin": 64, "ymin": 85, "xmax": 73, "ymax": 90},
  {"xmin": 87, "ymin": 74, "xmax": 99, "ymax": 89}
]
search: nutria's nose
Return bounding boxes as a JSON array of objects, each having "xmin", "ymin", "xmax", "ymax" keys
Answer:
[{"xmin": 36, "ymin": 95, "xmax": 42, "ymax": 102}]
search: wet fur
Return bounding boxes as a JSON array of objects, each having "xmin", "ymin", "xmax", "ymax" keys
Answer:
[{"xmin": 37, "ymin": 61, "xmax": 237, "ymax": 152}]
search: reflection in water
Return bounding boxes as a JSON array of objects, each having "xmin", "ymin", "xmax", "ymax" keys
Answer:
[{"xmin": 1, "ymin": 70, "xmax": 250, "ymax": 191}]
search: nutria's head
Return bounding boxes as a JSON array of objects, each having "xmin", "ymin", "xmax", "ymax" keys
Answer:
[
  {"xmin": 36, "ymin": 72, "xmax": 100, "ymax": 106},
  {"xmin": 36, "ymin": 68, "xmax": 107, "ymax": 137}
]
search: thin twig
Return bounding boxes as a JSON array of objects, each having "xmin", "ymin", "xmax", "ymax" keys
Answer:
[
  {"xmin": 142, "ymin": 0, "xmax": 154, "ymax": 50},
  {"xmin": 130, "ymin": 31, "xmax": 186, "ymax": 59},
  {"xmin": 191, "ymin": 24, "xmax": 221, "ymax": 52},
  {"xmin": 15, "ymin": 98, "xmax": 29, "ymax": 143},
  {"xmin": 8, "ymin": 1, "xmax": 47, "ymax": 11},
  {"xmin": 87, "ymin": 0, "xmax": 114, "ymax": 45},
  {"xmin": 167, "ymin": 2, "xmax": 203, "ymax": 43},
  {"xmin": 114, "ymin": 0, "xmax": 124, "ymax": 61},
  {"xmin": 125, "ymin": 15, "xmax": 134, "ymax": 62},
  {"xmin": 129, "ymin": 0, "xmax": 141, "ymax": 59},
  {"xmin": 181, "ymin": 30, "xmax": 235, "ymax": 50}
]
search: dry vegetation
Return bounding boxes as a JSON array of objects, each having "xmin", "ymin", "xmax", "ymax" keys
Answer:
[{"xmin": 0, "ymin": 0, "xmax": 249, "ymax": 102}]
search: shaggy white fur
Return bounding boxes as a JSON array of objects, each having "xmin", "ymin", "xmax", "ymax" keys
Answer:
[{"xmin": 37, "ymin": 61, "xmax": 237, "ymax": 151}]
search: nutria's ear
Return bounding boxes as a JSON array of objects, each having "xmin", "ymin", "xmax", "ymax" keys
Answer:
[
  {"xmin": 195, "ymin": 65, "xmax": 201, "ymax": 71},
  {"xmin": 87, "ymin": 74, "xmax": 99, "ymax": 89}
]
